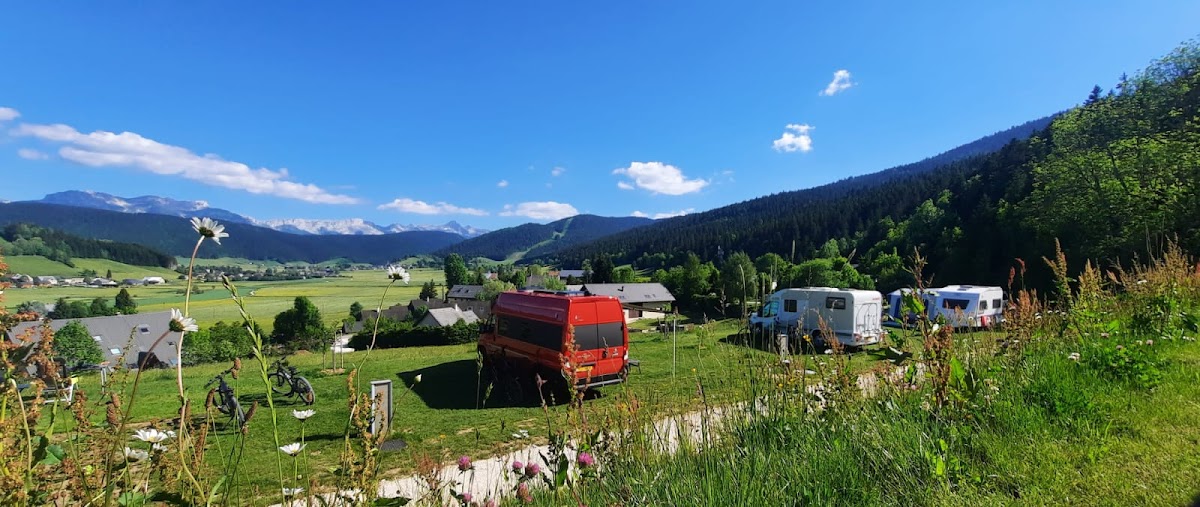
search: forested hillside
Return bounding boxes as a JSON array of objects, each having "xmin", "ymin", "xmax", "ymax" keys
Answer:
[
  {"xmin": 436, "ymin": 214, "xmax": 652, "ymax": 261},
  {"xmin": 0, "ymin": 203, "xmax": 463, "ymax": 264},
  {"xmin": 536, "ymin": 117, "xmax": 1054, "ymax": 272},
  {"xmin": 543, "ymin": 41, "xmax": 1199, "ymax": 296},
  {"xmin": 0, "ymin": 223, "xmax": 176, "ymax": 268}
]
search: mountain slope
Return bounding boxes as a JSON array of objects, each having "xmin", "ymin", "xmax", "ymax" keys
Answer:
[
  {"xmin": 39, "ymin": 190, "xmax": 253, "ymax": 224},
  {"xmin": 0, "ymin": 202, "xmax": 462, "ymax": 264},
  {"xmin": 535, "ymin": 115, "xmax": 1055, "ymax": 267},
  {"xmin": 27, "ymin": 191, "xmax": 488, "ymax": 237},
  {"xmin": 435, "ymin": 214, "xmax": 654, "ymax": 261}
]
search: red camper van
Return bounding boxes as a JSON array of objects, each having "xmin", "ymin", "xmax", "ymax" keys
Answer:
[{"xmin": 479, "ymin": 290, "xmax": 630, "ymax": 402}]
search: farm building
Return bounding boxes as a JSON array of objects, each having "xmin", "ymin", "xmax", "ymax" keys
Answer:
[
  {"xmin": 5, "ymin": 311, "xmax": 177, "ymax": 369},
  {"xmin": 142, "ymin": 276, "xmax": 167, "ymax": 285},
  {"xmin": 573, "ymin": 283, "xmax": 676, "ymax": 321}
]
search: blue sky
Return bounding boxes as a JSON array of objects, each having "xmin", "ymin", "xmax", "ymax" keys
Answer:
[{"xmin": 2, "ymin": 2, "xmax": 1197, "ymax": 230}]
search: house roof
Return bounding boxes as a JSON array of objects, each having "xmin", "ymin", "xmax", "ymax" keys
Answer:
[
  {"xmin": 418, "ymin": 306, "xmax": 479, "ymax": 327},
  {"xmin": 558, "ymin": 270, "xmax": 586, "ymax": 279},
  {"xmin": 6, "ymin": 311, "xmax": 177, "ymax": 368},
  {"xmin": 580, "ymin": 283, "xmax": 676, "ymax": 305},
  {"xmin": 446, "ymin": 285, "xmax": 484, "ymax": 300}
]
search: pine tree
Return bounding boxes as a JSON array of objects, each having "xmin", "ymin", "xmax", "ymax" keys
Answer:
[{"xmin": 115, "ymin": 288, "xmax": 137, "ymax": 314}]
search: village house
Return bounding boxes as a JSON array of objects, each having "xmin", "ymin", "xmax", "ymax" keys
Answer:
[
  {"xmin": 415, "ymin": 305, "xmax": 479, "ymax": 328},
  {"xmin": 6, "ymin": 311, "xmax": 177, "ymax": 368},
  {"xmin": 570, "ymin": 283, "xmax": 676, "ymax": 321}
]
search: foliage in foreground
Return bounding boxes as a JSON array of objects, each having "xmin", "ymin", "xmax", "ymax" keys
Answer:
[{"xmin": 525, "ymin": 244, "xmax": 1200, "ymax": 506}]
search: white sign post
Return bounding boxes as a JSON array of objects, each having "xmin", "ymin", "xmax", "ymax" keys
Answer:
[{"xmin": 370, "ymin": 380, "xmax": 393, "ymax": 436}]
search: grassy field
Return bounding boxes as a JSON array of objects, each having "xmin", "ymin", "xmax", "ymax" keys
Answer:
[
  {"xmin": 60, "ymin": 316, "xmax": 878, "ymax": 501},
  {"xmin": 3, "ymin": 264, "xmax": 444, "ymax": 331},
  {"xmin": 4, "ymin": 255, "xmax": 182, "ymax": 279}
]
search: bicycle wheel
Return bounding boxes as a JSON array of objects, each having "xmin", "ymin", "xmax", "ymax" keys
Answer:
[
  {"xmin": 295, "ymin": 376, "xmax": 315, "ymax": 405},
  {"xmin": 268, "ymin": 372, "xmax": 290, "ymax": 395},
  {"xmin": 226, "ymin": 396, "xmax": 246, "ymax": 427}
]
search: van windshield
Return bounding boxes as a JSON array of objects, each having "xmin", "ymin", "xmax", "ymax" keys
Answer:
[{"xmin": 760, "ymin": 300, "xmax": 779, "ymax": 317}]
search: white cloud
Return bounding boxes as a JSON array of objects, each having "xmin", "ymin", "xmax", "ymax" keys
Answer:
[
  {"xmin": 612, "ymin": 162, "xmax": 708, "ymax": 195},
  {"xmin": 820, "ymin": 69, "xmax": 854, "ymax": 96},
  {"xmin": 497, "ymin": 179, "xmax": 509, "ymax": 188},
  {"xmin": 551, "ymin": 166, "xmax": 566, "ymax": 177},
  {"xmin": 17, "ymin": 148, "xmax": 48, "ymax": 160},
  {"xmin": 653, "ymin": 208, "xmax": 694, "ymax": 219},
  {"xmin": 632, "ymin": 208, "xmax": 693, "ymax": 219},
  {"xmin": 499, "ymin": 201, "xmax": 578, "ymax": 221},
  {"xmin": 0, "ymin": 107, "xmax": 19, "ymax": 122},
  {"xmin": 772, "ymin": 124, "xmax": 814, "ymax": 153},
  {"xmin": 10, "ymin": 122, "xmax": 360, "ymax": 205},
  {"xmin": 377, "ymin": 198, "xmax": 487, "ymax": 216}
]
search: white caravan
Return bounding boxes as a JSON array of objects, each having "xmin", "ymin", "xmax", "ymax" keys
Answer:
[
  {"xmin": 886, "ymin": 288, "xmax": 926, "ymax": 325},
  {"xmin": 750, "ymin": 287, "xmax": 884, "ymax": 347},
  {"xmin": 924, "ymin": 285, "xmax": 1005, "ymax": 328}
]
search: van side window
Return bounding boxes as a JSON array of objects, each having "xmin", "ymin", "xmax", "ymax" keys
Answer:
[
  {"xmin": 497, "ymin": 315, "xmax": 563, "ymax": 350},
  {"xmin": 784, "ymin": 299, "xmax": 798, "ymax": 312},
  {"xmin": 993, "ymin": 299, "xmax": 1002, "ymax": 309},
  {"xmin": 825, "ymin": 297, "xmax": 846, "ymax": 310},
  {"xmin": 979, "ymin": 300, "xmax": 988, "ymax": 310}
]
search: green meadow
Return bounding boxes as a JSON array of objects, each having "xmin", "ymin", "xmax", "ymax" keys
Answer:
[{"xmin": 3, "ymin": 258, "xmax": 443, "ymax": 331}]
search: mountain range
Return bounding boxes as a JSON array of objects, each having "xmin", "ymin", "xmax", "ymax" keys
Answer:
[
  {"xmin": 29, "ymin": 191, "xmax": 488, "ymax": 237},
  {"xmin": 1, "ymin": 114, "xmax": 1056, "ymax": 267}
]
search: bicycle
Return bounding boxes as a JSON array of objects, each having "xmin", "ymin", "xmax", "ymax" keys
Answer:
[
  {"xmin": 205, "ymin": 368, "xmax": 245, "ymax": 427},
  {"xmin": 267, "ymin": 357, "xmax": 315, "ymax": 405}
]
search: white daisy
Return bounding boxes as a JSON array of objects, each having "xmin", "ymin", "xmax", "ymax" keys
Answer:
[
  {"xmin": 123, "ymin": 447, "xmax": 149, "ymax": 462},
  {"xmin": 282, "ymin": 487, "xmax": 304, "ymax": 497},
  {"xmin": 386, "ymin": 265, "xmax": 411, "ymax": 284},
  {"xmin": 292, "ymin": 409, "xmax": 315, "ymax": 421},
  {"xmin": 279, "ymin": 442, "xmax": 306, "ymax": 456},
  {"xmin": 190, "ymin": 217, "xmax": 229, "ymax": 245},
  {"xmin": 132, "ymin": 428, "xmax": 172, "ymax": 443},
  {"xmin": 169, "ymin": 308, "xmax": 199, "ymax": 333}
]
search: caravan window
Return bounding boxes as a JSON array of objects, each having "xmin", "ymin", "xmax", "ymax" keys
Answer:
[
  {"xmin": 979, "ymin": 300, "xmax": 989, "ymax": 310},
  {"xmin": 496, "ymin": 315, "xmax": 563, "ymax": 350},
  {"xmin": 783, "ymin": 299, "xmax": 798, "ymax": 313},
  {"xmin": 993, "ymin": 299, "xmax": 1002, "ymax": 309},
  {"xmin": 825, "ymin": 297, "xmax": 846, "ymax": 310},
  {"xmin": 942, "ymin": 298, "xmax": 970, "ymax": 310},
  {"xmin": 760, "ymin": 300, "xmax": 779, "ymax": 317}
]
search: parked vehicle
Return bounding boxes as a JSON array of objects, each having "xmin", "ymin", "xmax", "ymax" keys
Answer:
[
  {"xmin": 886, "ymin": 285, "xmax": 1005, "ymax": 329},
  {"xmin": 205, "ymin": 368, "xmax": 245, "ymax": 426},
  {"xmin": 885, "ymin": 288, "xmax": 930, "ymax": 326},
  {"xmin": 750, "ymin": 287, "xmax": 884, "ymax": 347},
  {"xmin": 924, "ymin": 285, "xmax": 1005, "ymax": 328},
  {"xmin": 478, "ymin": 290, "xmax": 630, "ymax": 403},
  {"xmin": 268, "ymin": 357, "xmax": 315, "ymax": 405}
]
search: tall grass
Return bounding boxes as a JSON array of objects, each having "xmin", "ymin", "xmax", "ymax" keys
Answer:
[{"xmin": 525, "ymin": 243, "xmax": 1200, "ymax": 506}]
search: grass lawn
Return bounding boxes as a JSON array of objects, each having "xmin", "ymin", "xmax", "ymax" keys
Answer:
[{"xmin": 58, "ymin": 316, "xmax": 892, "ymax": 501}]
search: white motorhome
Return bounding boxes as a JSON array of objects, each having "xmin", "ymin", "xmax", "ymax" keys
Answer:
[
  {"xmin": 750, "ymin": 287, "xmax": 884, "ymax": 347},
  {"xmin": 924, "ymin": 285, "xmax": 1005, "ymax": 328}
]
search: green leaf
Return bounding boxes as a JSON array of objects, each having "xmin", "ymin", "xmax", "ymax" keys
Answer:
[
  {"xmin": 373, "ymin": 497, "xmax": 411, "ymax": 506},
  {"xmin": 38, "ymin": 444, "xmax": 65, "ymax": 466},
  {"xmin": 117, "ymin": 491, "xmax": 147, "ymax": 507},
  {"xmin": 207, "ymin": 476, "xmax": 227, "ymax": 505}
]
